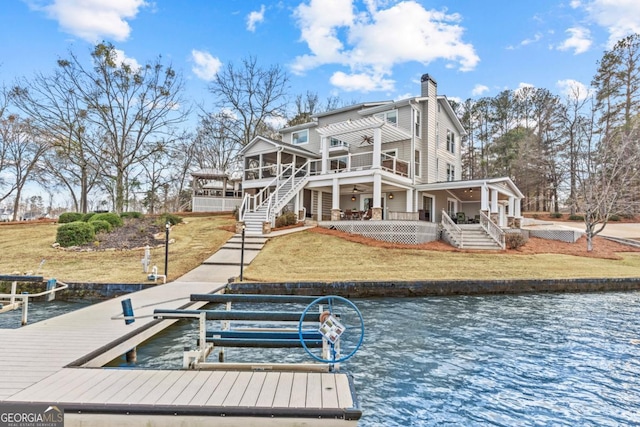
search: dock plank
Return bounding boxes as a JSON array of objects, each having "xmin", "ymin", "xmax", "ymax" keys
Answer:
[
  {"xmin": 153, "ymin": 370, "xmax": 200, "ymax": 405},
  {"xmin": 255, "ymin": 372, "xmax": 279, "ymax": 407},
  {"xmin": 186, "ymin": 370, "xmax": 225, "ymax": 406},
  {"xmin": 135, "ymin": 370, "xmax": 185, "ymax": 405},
  {"xmin": 289, "ymin": 372, "xmax": 308, "ymax": 408},
  {"xmin": 84, "ymin": 370, "xmax": 147, "ymax": 403},
  {"xmin": 221, "ymin": 371, "xmax": 253, "ymax": 406},
  {"xmin": 306, "ymin": 372, "xmax": 323, "ymax": 408},
  {"xmin": 171, "ymin": 371, "xmax": 213, "ymax": 405},
  {"xmin": 121, "ymin": 370, "xmax": 173, "ymax": 405},
  {"xmin": 335, "ymin": 373, "xmax": 354, "ymax": 408},
  {"xmin": 321, "ymin": 373, "xmax": 339, "ymax": 408},
  {"xmin": 205, "ymin": 370, "xmax": 240, "ymax": 406},
  {"xmin": 271, "ymin": 371, "xmax": 294, "ymax": 408},
  {"xmin": 238, "ymin": 371, "xmax": 267, "ymax": 407}
]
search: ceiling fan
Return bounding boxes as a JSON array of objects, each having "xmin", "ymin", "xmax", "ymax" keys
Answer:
[
  {"xmin": 360, "ymin": 134, "xmax": 374, "ymax": 145},
  {"xmin": 352, "ymin": 185, "xmax": 363, "ymax": 193}
]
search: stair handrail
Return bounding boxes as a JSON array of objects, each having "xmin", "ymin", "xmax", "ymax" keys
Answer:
[
  {"xmin": 479, "ymin": 211, "xmax": 505, "ymax": 249},
  {"xmin": 441, "ymin": 210, "xmax": 462, "ymax": 247},
  {"xmin": 270, "ymin": 162, "xmax": 309, "ymax": 211},
  {"xmin": 239, "ymin": 193, "xmax": 250, "ymax": 221},
  {"xmin": 266, "ymin": 161, "xmax": 311, "ymax": 225},
  {"xmin": 240, "ymin": 163, "xmax": 294, "ymax": 221}
]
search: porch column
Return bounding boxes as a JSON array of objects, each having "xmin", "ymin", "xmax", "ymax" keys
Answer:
[
  {"xmin": 331, "ymin": 178, "xmax": 341, "ymax": 221},
  {"xmin": 372, "ymin": 127, "xmax": 382, "ymax": 169},
  {"xmin": 372, "ymin": 172, "xmax": 382, "ymax": 220},
  {"xmin": 317, "ymin": 191, "xmax": 323, "ymax": 221},
  {"xmin": 490, "ymin": 189, "xmax": 498, "ymax": 213},
  {"xmin": 506, "ymin": 196, "xmax": 515, "ymax": 227},
  {"xmin": 405, "ymin": 188, "xmax": 413, "ymax": 212},
  {"xmin": 490, "ymin": 189, "xmax": 499, "ymax": 224},
  {"xmin": 321, "ymin": 136, "xmax": 329, "ymax": 174},
  {"xmin": 295, "ymin": 189, "xmax": 301, "ymax": 219},
  {"xmin": 514, "ymin": 197, "xmax": 521, "ymax": 217},
  {"xmin": 481, "ymin": 184, "xmax": 489, "ymax": 211}
]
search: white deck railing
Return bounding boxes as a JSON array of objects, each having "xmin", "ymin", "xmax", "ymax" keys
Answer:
[
  {"xmin": 308, "ymin": 152, "xmax": 409, "ymax": 177},
  {"xmin": 441, "ymin": 210, "xmax": 462, "ymax": 247},
  {"xmin": 479, "ymin": 211, "xmax": 505, "ymax": 249}
]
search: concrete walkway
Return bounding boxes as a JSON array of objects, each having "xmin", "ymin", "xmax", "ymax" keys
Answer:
[
  {"xmin": 176, "ymin": 225, "xmax": 315, "ymax": 283},
  {"xmin": 543, "ymin": 221, "xmax": 640, "ymax": 240}
]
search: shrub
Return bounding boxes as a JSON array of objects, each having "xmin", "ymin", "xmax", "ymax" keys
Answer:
[
  {"xmin": 120, "ymin": 211, "xmax": 143, "ymax": 219},
  {"xmin": 568, "ymin": 214, "xmax": 584, "ymax": 221},
  {"xmin": 275, "ymin": 211, "xmax": 297, "ymax": 228},
  {"xmin": 609, "ymin": 215, "xmax": 621, "ymax": 221},
  {"xmin": 505, "ymin": 232, "xmax": 528, "ymax": 250},
  {"xmin": 89, "ymin": 212, "xmax": 123, "ymax": 228},
  {"xmin": 90, "ymin": 219, "xmax": 112, "ymax": 234},
  {"xmin": 58, "ymin": 212, "xmax": 83, "ymax": 223},
  {"xmin": 157, "ymin": 213, "xmax": 183, "ymax": 226},
  {"xmin": 56, "ymin": 221, "xmax": 96, "ymax": 247},
  {"xmin": 549, "ymin": 212, "xmax": 563, "ymax": 219},
  {"xmin": 81, "ymin": 212, "xmax": 96, "ymax": 222}
]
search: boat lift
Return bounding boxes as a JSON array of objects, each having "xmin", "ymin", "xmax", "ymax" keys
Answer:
[
  {"xmin": 0, "ymin": 275, "xmax": 69, "ymax": 325},
  {"xmin": 153, "ymin": 293, "xmax": 365, "ymax": 372}
]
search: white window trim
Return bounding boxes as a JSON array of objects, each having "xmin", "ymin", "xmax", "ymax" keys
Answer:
[
  {"xmin": 291, "ymin": 129, "xmax": 309, "ymax": 145},
  {"xmin": 446, "ymin": 129, "xmax": 455, "ymax": 154},
  {"xmin": 374, "ymin": 109, "xmax": 398, "ymax": 126},
  {"xmin": 414, "ymin": 149, "xmax": 421, "ymax": 177}
]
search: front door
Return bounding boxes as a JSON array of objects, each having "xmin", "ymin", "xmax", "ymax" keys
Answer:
[{"xmin": 422, "ymin": 196, "xmax": 433, "ymax": 221}]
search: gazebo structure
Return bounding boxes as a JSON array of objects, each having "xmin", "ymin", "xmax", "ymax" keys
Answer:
[{"xmin": 191, "ymin": 168, "xmax": 242, "ymax": 212}]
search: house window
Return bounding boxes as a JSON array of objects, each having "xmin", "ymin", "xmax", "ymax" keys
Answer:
[
  {"xmin": 330, "ymin": 137, "xmax": 347, "ymax": 148},
  {"xmin": 414, "ymin": 150, "xmax": 421, "ymax": 177},
  {"xmin": 374, "ymin": 110, "xmax": 398, "ymax": 126},
  {"xmin": 414, "ymin": 110, "xmax": 421, "ymax": 137},
  {"xmin": 446, "ymin": 163, "xmax": 455, "ymax": 182},
  {"xmin": 446, "ymin": 130, "xmax": 455, "ymax": 153},
  {"xmin": 292, "ymin": 129, "xmax": 308, "ymax": 145}
]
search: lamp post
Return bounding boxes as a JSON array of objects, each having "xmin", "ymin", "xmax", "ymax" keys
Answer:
[
  {"xmin": 164, "ymin": 221, "xmax": 170, "ymax": 278},
  {"xmin": 239, "ymin": 224, "xmax": 246, "ymax": 281}
]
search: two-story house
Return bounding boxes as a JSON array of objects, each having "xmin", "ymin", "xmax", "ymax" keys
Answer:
[{"xmin": 238, "ymin": 74, "xmax": 524, "ymax": 248}]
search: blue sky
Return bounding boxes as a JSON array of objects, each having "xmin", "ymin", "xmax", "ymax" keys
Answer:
[{"xmin": 2, "ymin": 0, "xmax": 640, "ymax": 115}]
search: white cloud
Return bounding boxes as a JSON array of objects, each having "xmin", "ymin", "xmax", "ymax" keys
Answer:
[
  {"xmin": 292, "ymin": 0, "xmax": 478, "ymax": 92},
  {"xmin": 247, "ymin": 5, "xmax": 266, "ymax": 32},
  {"xmin": 583, "ymin": 0, "xmax": 640, "ymax": 46},
  {"xmin": 471, "ymin": 84, "xmax": 489, "ymax": 96},
  {"xmin": 28, "ymin": 0, "xmax": 147, "ymax": 42},
  {"xmin": 557, "ymin": 27, "xmax": 592, "ymax": 54},
  {"xmin": 556, "ymin": 79, "xmax": 592, "ymax": 100},
  {"xmin": 520, "ymin": 33, "xmax": 543, "ymax": 46},
  {"xmin": 330, "ymin": 71, "xmax": 394, "ymax": 92},
  {"xmin": 113, "ymin": 49, "xmax": 140, "ymax": 71},
  {"xmin": 191, "ymin": 50, "xmax": 222, "ymax": 81}
]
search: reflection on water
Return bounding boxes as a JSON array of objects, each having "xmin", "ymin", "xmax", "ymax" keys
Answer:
[{"xmin": 110, "ymin": 292, "xmax": 640, "ymax": 426}]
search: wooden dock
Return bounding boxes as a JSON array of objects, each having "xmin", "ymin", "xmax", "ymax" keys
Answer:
[{"xmin": 0, "ymin": 279, "xmax": 361, "ymax": 426}]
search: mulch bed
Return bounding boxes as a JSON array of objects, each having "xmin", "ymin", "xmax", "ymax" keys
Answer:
[{"xmin": 308, "ymin": 226, "xmax": 640, "ymax": 260}]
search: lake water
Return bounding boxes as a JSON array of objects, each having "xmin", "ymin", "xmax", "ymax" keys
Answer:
[
  {"xmin": 0, "ymin": 300, "xmax": 91, "ymax": 329},
  {"xmin": 108, "ymin": 291, "xmax": 640, "ymax": 426}
]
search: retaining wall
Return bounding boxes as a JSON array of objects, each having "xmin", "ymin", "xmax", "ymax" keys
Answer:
[{"xmin": 228, "ymin": 278, "xmax": 640, "ymax": 298}]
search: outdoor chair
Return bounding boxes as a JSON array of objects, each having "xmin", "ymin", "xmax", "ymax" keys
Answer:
[{"xmin": 456, "ymin": 212, "xmax": 466, "ymax": 224}]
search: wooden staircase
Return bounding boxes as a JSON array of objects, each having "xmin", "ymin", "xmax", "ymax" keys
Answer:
[{"xmin": 240, "ymin": 164, "xmax": 309, "ymax": 235}]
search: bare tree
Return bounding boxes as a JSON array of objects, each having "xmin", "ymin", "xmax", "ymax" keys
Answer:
[
  {"xmin": 576, "ymin": 113, "xmax": 640, "ymax": 251},
  {"xmin": 10, "ymin": 69, "xmax": 101, "ymax": 213},
  {"xmin": 56, "ymin": 42, "xmax": 189, "ymax": 213},
  {"xmin": 0, "ymin": 114, "xmax": 49, "ymax": 220},
  {"xmin": 193, "ymin": 110, "xmax": 242, "ymax": 171},
  {"xmin": 208, "ymin": 56, "xmax": 289, "ymax": 146}
]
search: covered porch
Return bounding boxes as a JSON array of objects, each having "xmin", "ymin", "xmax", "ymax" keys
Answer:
[
  {"xmin": 191, "ymin": 168, "xmax": 242, "ymax": 212},
  {"xmin": 416, "ymin": 177, "xmax": 525, "ymax": 227}
]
